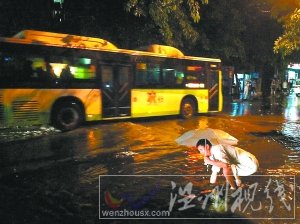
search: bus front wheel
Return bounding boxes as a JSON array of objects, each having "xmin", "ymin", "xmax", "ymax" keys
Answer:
[
  {"xmin": 52, "ymin": 102, "xmax": 83, "ymax": 131},
  {"xmin": 180, "ymin": 98, "xmax": 196, "ymax": 119}
]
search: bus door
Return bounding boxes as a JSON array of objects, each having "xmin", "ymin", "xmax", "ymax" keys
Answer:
[
  {"xmin": 100, "ymin": 65, "xmax": 131, "ymax": 118},
  {"xmin": 208, "ymin": 69, "xmax": 220, "ymax": 111}
]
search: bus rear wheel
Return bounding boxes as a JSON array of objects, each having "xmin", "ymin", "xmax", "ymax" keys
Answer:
[
  {"xmin": 52, "ymin": 102, "xmax": 83, "ymax": 131},
  {"xmin": 180, "ymin": 98, "xmax": 196, "ymax": 119}
]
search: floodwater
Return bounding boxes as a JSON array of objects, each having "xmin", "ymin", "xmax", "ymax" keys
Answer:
[{"xmin": 0, "ymin": 95, "xmax": 299, "ymax": 224}]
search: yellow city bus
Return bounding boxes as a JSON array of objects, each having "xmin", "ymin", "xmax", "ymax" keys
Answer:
[{"xmin": 0, "ymin": 30, "xmax": 223, "ymax": 131}]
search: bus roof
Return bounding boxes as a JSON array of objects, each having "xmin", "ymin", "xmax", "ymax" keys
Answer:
[
  {"xmin": 0, "ymin": 30, "xmax": 221, "ymax": 63},
  {"xmin": 13, "ymin": 30, "xmax": 118, "ymax": 50}
]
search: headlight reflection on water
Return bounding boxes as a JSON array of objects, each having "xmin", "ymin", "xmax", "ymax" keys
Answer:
[
  {"xmin": 284, "ymin": 107, "xmax": 299, "ymax": 121},
  {"xmin": 282, "ymin": 96, "xmax": 300, "ymax": 140}
]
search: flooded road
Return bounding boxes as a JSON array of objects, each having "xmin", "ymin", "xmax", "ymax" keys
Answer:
[{"xmin": 0, "ymin": 95, "xmax": 299, "ymax": 224}]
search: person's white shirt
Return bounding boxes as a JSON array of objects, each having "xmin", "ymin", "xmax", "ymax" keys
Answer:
[{"xmin": 209, "ymin": 144, "xmax": 259, "ymax": 176}]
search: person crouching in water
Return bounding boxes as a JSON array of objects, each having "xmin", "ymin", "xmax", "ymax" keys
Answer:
[{"xmin": 196, "ymin": 139, "xmax": 259, "ymax": 190}]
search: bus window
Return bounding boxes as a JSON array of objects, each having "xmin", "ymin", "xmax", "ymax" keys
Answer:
[
  {"xmin": 34, "ymin": 58, "xmax": 57, "ymax": 85},
  {"xmin": 162, "ymin": 68, "xmax": 176, "ymax": 86},
  {"xmin": 185, "ymin": 65, "xmax": 206, "ymax": 88},
  {"xmin": 48, "ymin": 56, "xmax": 97, "ymax": 88},
  {"xmin": 175, "ymin": 71, "xmax": 185, "ymax": 85},
  {"xmin": 135, "ymin": 63, "xmax": 161, "ymax": 87},
  {"xmin": 118, "ymin": 67, "xmax": 129, "ymax": 86},
  {"xmin": 162, "ymin": 63, "xmax": 185, "ymax": 87},
  {"xmin": 0, "ymin": 53, "xmax": 56, "ymax": 87},
  {"xmin": 147, "ymin": 64, "xmax": 160, "ymax": 85},
  {"xmin": 135, "ymin": 63, "xmax": 147, "ymax": 86},
  {"xmin": 60, "ymin": 65, "xmax": 74, "ymax": 81},
  {"xmin": 72, "ymin": 57, "xmax": 96, "ymax": 80},
  {"xmin": 101, "ymin": 66, "xmax": 113, "ymax": 88}
]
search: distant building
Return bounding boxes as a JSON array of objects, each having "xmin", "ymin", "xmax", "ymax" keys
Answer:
[
  {"xmin": 286, "ymin": 63, "xmax": 300, "ymax": 88},
  {"xmin": 52, "ymin": 0, "xmax": 65, "ymax": 23}
]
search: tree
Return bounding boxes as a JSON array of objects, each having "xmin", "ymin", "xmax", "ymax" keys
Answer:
[
  {"xmin": 261, "ymin": 0, "xmax": 300, "ymax": 57},
  {"xmin": 124, "ymin": 0, "xmax": 281, "ymax": 74},
  {"xmin": 125, "ymin": 0, "xmax": 208, "ymax": 47},
  {"xmin": 194, "ymin": 0, "xmax": 247, "ymax": 65},
  {"xmin": 61, "ymin": 0, "xmax": 209, "ymax": 49},
  {"xmin": 274, "ymin": 8, "xmax": 300, "ymax": 56},
  {"xmin": 191, "ymin": 0, "xmax": 280, "ymax": 71},
  {"xmin": 0, "ymin": 0, "xmax": 281, "ymax": 74}
]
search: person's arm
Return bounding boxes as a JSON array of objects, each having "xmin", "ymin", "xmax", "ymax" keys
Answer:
[
  {"xmin": 204, "ymin": 156, "xmax": 230, "ymax": 169},
  {"xmin": 205, "ymin": 156, "xmax": 236, "ymax": 189}
]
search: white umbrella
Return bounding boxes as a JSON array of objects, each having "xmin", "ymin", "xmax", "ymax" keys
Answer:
[{"xmin": 175, "ymin": 128, "xmax": 238, "ymax": 147}]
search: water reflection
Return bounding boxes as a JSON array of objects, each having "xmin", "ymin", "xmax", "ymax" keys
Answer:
[
  {"xmin": 176, "ymin": 117, "xmax": 209, "ymax": 130},
  {"xmin": 1, "ymin": 96, "xmax": 300, "ymax": 178},
  {"xmin": 281, "ymin": 96, "xmax": 300, "ymax": 151},
  {"xmin": 223, "ymin": 95, "xmax": 300, "ymax": 177},
  {"xmin": 267, "ymin": 95, "xmax": 300, "ymax": 174},
  {"xmin": 229, "ymin": 96, "xmax": 289, "ymax": 117},
  {"xmin": 284, "ymin": 96, "xmax": 300, "ymax": 121},
  {"xmin": 1, "ymin": 98, "xmax": 300, "ymax": 223},
  {"xmin": 230, "ymin": 101, "xmax": 252, "ymax": 116}
]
